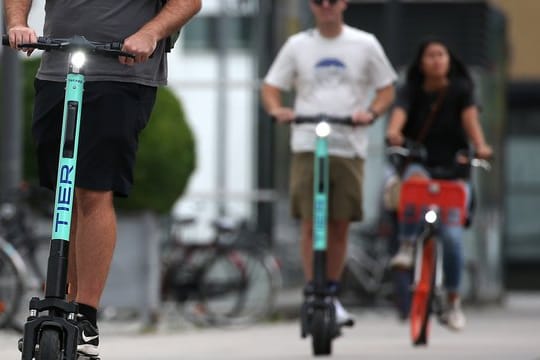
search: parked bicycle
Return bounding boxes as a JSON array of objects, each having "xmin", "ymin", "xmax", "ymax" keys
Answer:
[
  {"xmin": 340, "ymin": 222, "xmax": 395, "ymax": 307},
  {"xmin": 388, "ymin": 142, "xmax": 490, "ymax": 346},
  {"xmin": 161, "ymin": 215, "xmax": 282, "ymax": 327},
  {"xmin": 0, "ymin": 183, "xmax": 51, "ymax": 332}
]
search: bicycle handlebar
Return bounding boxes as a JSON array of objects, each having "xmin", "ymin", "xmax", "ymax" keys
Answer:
[
  {"xmin": 386, "ymin": 139, "xmax": 491, "ymax": 178},
  {"xmin": 2, "ymin": 35, "xmax": 135, "ymax": 59},
  {"xmin": 294, "ymin": 115, "xmax": 354, "ymax": 126}
]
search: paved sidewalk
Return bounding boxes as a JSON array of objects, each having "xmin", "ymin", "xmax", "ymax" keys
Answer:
[{"xmin": 1, "ymin": 293, "xmax": 539, "ymax": 359}]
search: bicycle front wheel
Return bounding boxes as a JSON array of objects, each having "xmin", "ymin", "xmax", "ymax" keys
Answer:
[
  {"xmin": 0, "ymin": 241, "xmax": 24, "ymax": 329},
  {"xmin": 410, "ymin": 237, "xmax": 436, "ymax": 346},
  {"xmin": 223, "ymin": 249, "xmax": 281, "ymax": 325}
]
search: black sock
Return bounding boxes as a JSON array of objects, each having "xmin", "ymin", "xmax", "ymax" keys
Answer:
[
  {"xmin": 78, "ymin": 303, "xmax": 98, "ymax": 328},
  {"xmin": 326, "ymin": 280, "xmax": 341, "ymax": 294}
]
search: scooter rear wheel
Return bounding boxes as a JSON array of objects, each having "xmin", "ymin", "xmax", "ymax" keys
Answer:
[
  {"xmin": 311, "ymin": 308, "xmax": 333, "ymax": 356},
  {"xmin": 36, "ymin": 328, "xmax": 62, "ymax": 360}
]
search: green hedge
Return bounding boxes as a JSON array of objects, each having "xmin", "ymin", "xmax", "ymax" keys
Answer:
[{"xmin": 20, "ymin": 58, "xmax": 196, "ymax": 213}]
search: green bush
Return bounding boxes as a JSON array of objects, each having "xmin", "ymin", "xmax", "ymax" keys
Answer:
[{"xmin": 20, "ymin": 58, "xmax": 196, "ymax": 213}]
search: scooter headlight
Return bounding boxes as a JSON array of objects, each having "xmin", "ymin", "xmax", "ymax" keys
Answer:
[
  {"xmin": 315, "ymin": 121, "xmax": 331, "ymax": 138},
  {"xmin": 70, "ymin": 52, "xmax": 87, "ymax": 68}
]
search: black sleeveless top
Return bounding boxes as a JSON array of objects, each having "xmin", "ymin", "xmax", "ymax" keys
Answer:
[{"xmin": 395, "ymin": 78, "xmax": 475, "ymax": 168}]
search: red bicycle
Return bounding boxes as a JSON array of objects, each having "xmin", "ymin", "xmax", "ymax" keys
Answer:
[
  {"xmin": 400, "ymin": 178, "xmax": 467, "ymax": 345},
  {"xmin": 389, "ymin": 143, "xmax": 490, "ymax": 346}
]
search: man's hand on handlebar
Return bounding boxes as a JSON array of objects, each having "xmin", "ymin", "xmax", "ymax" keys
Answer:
[
  {"xmin": 352, "ymin": 110, "xmax": 375, "ymax": 126},
  {"xmin": 7, "ymin": 26, "xmax": 37, "ymax": 56},
  {"xmin": 120, "ymin": 31, "xmax": 157, "ymax": 65},
  {"xmin": 270, "ymin": 107, "xmax": 295, "ymax": 124}
]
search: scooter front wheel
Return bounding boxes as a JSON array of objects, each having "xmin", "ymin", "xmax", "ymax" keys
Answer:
[
  {"xmin": 311, "ymin": 308, "xmax": 333, "ymax": 356},
  {"xmin": 410, "ymin": 238, "xmax": 436, "ymax": 346},
  {"xmin": 36, "ymin": 328, "xmax": 62, "ymax": 360}
]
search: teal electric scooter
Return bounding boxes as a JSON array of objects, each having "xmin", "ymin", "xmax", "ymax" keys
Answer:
[
  {"xmin": 3, "ymin": 34, "xmax": 134, "ymax": 360},
  {"xmin": 297, "ymin": 115, "xmax": 355, "ymax": 356}
]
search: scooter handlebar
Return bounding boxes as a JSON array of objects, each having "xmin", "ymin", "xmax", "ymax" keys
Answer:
[
  {"xmin": 294, "ymin": 115, "xmax": 354, "ymax": 126},
  {"xmin": 2, "ymin": 34, "xmax": 134, "ymax": 58}
]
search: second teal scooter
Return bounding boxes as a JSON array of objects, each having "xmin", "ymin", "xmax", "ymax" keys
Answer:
[{"xmin": 298, "ymin": 115, "xmax": 355, "ymax": 356}]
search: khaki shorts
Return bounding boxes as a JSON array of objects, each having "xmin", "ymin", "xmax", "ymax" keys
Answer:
[{"xmin": 290, "ymin": 153, "xmax": 364, "ymax": 221}]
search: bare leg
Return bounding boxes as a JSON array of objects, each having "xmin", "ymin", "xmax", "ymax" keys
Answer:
[
  {"xmin": 301, "ymin": 219, "xmax": 350, "ymax": 282},
  {"xmin": 327, "ymin": 220, "xmax": 349, "ymax": 281},
  {"xmin": 300, "ymin": 220, "xmax": 314, "ymax": 281},
  {"xmin": 67, "ymin": 200, "xmax": 78, "ymax": 302},
  {"xmin": 73, "ymin": 188, "xmax": 116, "ymax": 308}
]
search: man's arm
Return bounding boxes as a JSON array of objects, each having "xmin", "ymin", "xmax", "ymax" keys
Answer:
[
  {"xmin": 4, "ymin": 0, "xmax": 37, "ymax": 52},
  {"xmin": 122, "ymin": 0, "xmax": 202, "ymax": 65},
  {"xmin": 369, "ymin": 84, "xmax": 395, "ymax": 118},
  {"xmin": 261, "ymin": 83, "xmax": 295, "ymax": 123},
  {"xmin": 140, "ymin": 0, "xmax": 202, "ymax": 44},
  {"xmin": 353, "ymin": 84, "xmax": 395, "ymax": 125}
]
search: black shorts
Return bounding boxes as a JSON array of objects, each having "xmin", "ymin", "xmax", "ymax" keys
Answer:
[{"xmin": 33, "ymin": 79, "xmax": 157, "ymax": 197}]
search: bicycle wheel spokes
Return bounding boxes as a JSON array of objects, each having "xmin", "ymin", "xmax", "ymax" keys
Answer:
[
  {"xmin": 188, "ymin": 249, "xmax": 279, "ymax": 327},
  {"xmin": 186, "ymin": 251, "xmax": 246, "ymax": 325},
  {"xmin": 410, "ymin": 238, "xmax": 436, "ymax": 346},
  {"xmin": 225, "ymin": 250, "xmax": 278, "ymax": 324}
]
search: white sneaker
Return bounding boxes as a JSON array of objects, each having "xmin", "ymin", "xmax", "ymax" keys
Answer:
[
  {"xmin": 390, "ymin": 243, "xmax": 414, "ymax": 269},
  {"xmin": 333, "ymin": 298, "xmax": 354, "ymax": 327},
  {"xmin": 441, "ymin": 300, "xmax": 466, "ymax": 331}
]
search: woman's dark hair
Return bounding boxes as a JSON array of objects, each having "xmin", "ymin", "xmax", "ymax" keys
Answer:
[{"xmin": 405, "ymin": 37, "xmax": 473, "ymax": 91}]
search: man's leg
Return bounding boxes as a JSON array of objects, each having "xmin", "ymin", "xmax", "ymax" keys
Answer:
[
  {"xmin": 300, "ymin": 220, "xmax": 350, "ymax": 281},
  {"xmin": 300, "ymin": 220, "xmax": 314, "ymax": 281},
  {"xmin": 327, "ymin": 220, "xmax": 354, "ymax": 325},
  {"xmin": 67, "ymin": 201, "xmax": 78, "ymax": 302},
  {"xmin": 327, "ymin": 220, "xmax": 349, "ymax": 281},
  {"xmin": 73, "ymin": 188, "xmax": 116, "ymax": 308}
]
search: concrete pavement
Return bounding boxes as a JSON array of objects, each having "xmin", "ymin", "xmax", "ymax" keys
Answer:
[{"xmin": 0, "ymin": 293, "xmax": 539, "ymax": 359}]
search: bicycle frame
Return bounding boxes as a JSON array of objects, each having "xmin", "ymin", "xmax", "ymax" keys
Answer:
[
  {"xmin": 401, "ymin": 177, "xmax": 468, "ymax": 288},
  {"xmin": 399, "ymin": 177, "xmax": 468, "ymax": 345}
]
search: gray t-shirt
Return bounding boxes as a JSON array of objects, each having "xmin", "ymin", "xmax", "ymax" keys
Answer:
[{"xmin": 37, "ymin": 0, "xmax": 167, "ymax": 86}]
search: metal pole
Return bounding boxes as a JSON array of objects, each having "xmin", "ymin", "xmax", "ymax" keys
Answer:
[
  {"xmin": 0, "ymin": 15, "xmax": 23, "ymax": 199},
  {"xmin": 384, "ymin": 0, "xmax": 401, "ymax": 66},
  {"xmin": 255, "ymin": 0, "xmax": 276, "ymax": 239},
  {"xmin": 216, "ymin": 2, "xmax": 229, "ymax": 216}
]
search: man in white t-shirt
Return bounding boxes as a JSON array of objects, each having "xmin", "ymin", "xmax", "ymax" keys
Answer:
[{"xmin": 261, "ymin": 0, "xmax": 396, "ymax": 324}]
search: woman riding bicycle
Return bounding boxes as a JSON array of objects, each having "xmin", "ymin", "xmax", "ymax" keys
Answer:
[{"xmin": 386, "ymin": 37, "xmax": 493, "ymax": 331}]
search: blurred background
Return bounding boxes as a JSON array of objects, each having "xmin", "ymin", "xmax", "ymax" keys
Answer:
[{"xmin": 1, "ymin": 0, "xmax": 539, "ymax": 346}]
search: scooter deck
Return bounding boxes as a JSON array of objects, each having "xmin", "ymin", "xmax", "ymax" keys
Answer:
[{"xmin": 78, "ymin": 355, "xmax": 101, "ymax": 360}]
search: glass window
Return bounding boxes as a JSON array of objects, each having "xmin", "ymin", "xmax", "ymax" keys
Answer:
[{"xmin": 183, "ymin": 16, "xmax": 253, "ymax": 51}]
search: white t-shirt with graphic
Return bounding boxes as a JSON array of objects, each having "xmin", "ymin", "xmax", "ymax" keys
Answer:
[{"xmin": 264, "ymin": 25, "xmax": 397, "ymax": 158}]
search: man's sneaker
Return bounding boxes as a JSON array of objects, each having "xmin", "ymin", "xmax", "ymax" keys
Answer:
[
  {"xmin": 333, "ymin": 298, "xmax": 354, "ymax": 327},
  {"xmin": 77, "ymin": 320, "xmax": 99, "ymax": 358},
  {"xmin": 390, "ymin": 243, "xmax": 414, "ymax": 269},
  {"xmin": 440, "ymin": 299, "xmax": 466, "ymax": 331}
]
